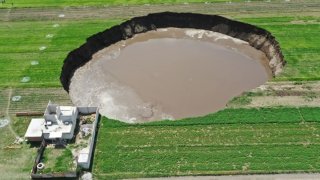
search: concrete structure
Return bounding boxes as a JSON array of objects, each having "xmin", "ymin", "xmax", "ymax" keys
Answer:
[
  {"xmin": 25, "ymin": 101, "xmax": 78, "ymax": 142},
  {"xmin": 25, "ymin": 102, "xmax": 100, "ymax": 171},
  {"xmin": 77, "ymin": 107, "xmax": 100, "ymax": 169},
  {"xmin": 24, "ymin": 118, "xmax": 44, "ymax": 142}
]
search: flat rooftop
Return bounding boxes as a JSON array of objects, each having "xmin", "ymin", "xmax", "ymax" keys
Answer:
[{"xmin": 24, "ymin": 118, "xmax": 45, "ymax": 138}]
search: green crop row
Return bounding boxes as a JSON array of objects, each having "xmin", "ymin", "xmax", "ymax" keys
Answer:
[
  {"xmin": 103, "ymin": 107, "xmax": 320, "ymax": 127},
  {"xmin": 93, "ymin": 107, "xmax": 320, "ymax": 179}
]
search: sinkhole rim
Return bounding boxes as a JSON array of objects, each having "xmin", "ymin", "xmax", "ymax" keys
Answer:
[{"xmin": 61, "ymin": 12, "xmax": 286, "ymax": 94}]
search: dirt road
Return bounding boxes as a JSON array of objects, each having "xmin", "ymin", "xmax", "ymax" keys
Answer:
[{"xmin": 0, "ymin": 1, "xmax": 319, "ymax": 21}]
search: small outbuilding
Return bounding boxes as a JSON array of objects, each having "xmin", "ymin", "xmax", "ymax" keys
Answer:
[{"xmin": 24, "ymin": 101, "xmax": 78, "ymax": 142}]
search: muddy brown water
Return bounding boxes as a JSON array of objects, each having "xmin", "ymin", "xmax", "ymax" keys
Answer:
[{"xmin": 70, "ymin": 28, "xmax": 272, "ymax": 123}]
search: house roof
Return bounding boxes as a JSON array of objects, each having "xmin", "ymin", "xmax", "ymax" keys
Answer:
[{"xmin": 25, "ymin": 104, "xmax": 78, "ymax": 140}]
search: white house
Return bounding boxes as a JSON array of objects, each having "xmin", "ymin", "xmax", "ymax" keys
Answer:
[{"xmin": 24, "ymin": 101, "xmax": 78, "ymax": 142}]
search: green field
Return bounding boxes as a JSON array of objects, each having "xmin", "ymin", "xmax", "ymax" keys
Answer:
[
  {"xmin": 0, "ymin": 16, "xmax": 319, "ymax": 88},
  {"xmin": 0, "ymin": 20, "xmax": 122, "ymax": 87},
  {"xmin": 0, "ymin": 0, "xmax": 320, "ymax": 179},
  {"xmin": 42, "ymin": 147, "xmax": 75, "ymax": 173},
  {"xmin": 0, "ymin": 116, "xmax": 37, "ymax": 179},
  {"xmin": 94, "ymin": 107, "xmax": 320, "ymax": 179},
  {"xmin": 239, "ymin": 16, "xmax": 320, "ymax": 81}
]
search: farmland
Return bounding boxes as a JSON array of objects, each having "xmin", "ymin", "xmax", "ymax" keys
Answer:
[
  {"xmin": 0, "ymin": 0, "xmax": 320, "ymax": 179},
  {"xmin": 95, "ymin": 108, "xmax": 320, "ymax": 179},
  {"xmin": 0, "ymin": 13, "xmax": 319, "ymax": 88},
  {"xmin": 0, "ymin": 20, "xmax": 121, "ymax": 87}
]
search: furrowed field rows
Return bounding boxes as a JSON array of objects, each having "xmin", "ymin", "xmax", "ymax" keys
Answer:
[
  {"xmin": 8, "ymin": 88, "xmax": 72, "ymax": 114},
  {"xmin": 0, "ymin": 88, "xmax": 71, "ymax": 117},
  {"xmin": 103, "ymin": 107, "xmax": 320, "ymax": 127},
  {"xmin": 101, "ymin": 124, "xmax": 320, "ymax": 146},
  {"xmin": 94, "ymin": 115, "xmax": 320, "ymax": 179},
  {"xmin": 94, "ymin": 107, "xmax": 320, "ymax": 179},
  {"xmin": 0, "ymin": 88, "xmax": 9, "ymax": 116}
]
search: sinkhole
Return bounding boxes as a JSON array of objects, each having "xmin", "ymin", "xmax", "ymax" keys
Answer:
[{"xmin": 61, "ymin": 12, "xmax": 285, "ymax": 123}]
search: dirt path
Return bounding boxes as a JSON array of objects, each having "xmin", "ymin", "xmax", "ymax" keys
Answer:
[
  {"xmin": 133, "ymin": 173, "xmax": 320, "ymax": 180},
  {"xmin": 5, "ymin": 88, "xmax": 12, "ymax": 116},
  {"xmin": 0, "ymin": 1, "xmax": 319, "ymax": 21},
  {"xmin": 228, "ymin": 81, "xmax": 320, "ymax": 108},
  {"xmin": 4, "ymin": 88, "xmax": 19, "ymax": 138}
]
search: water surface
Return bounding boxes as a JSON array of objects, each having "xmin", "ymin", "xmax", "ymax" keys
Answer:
[{"xmin": 70, "ymin": 28, "xmax": 271, "ymax": 123}]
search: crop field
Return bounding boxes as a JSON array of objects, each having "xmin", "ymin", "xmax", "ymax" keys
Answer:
[
  {"xmin": 0, "ymin": 0, "xmax": 320, "ymax": 179},
  {"xmin": 0, "ymin": 20, "xmax": 121, "ymax": 87},
  {"xmin": 95, "ymin": 107, "xmax": 320, "ymax": 179},
  {"xmin": 240, "ymin": 16, "xmax": 320, "ymax": 81}
]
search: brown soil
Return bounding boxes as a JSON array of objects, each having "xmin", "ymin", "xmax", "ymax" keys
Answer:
[
  {"xmin": 229, "ymin": 81, "xmax": 320, "ymax": 108},
  {"xmin": 70, "ymin": 28, "xmax": 271, "ymax": 122}
]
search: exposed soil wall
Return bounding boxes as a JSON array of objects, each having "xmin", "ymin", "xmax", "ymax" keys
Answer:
[{"xmin": 60, "ymin": 12, "xmax": 285, "ymax": 92}]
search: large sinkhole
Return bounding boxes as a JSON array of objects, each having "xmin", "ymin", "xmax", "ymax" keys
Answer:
[{"xmin": 61, "ymin": 12, "xmax": 285, "ymax": 123}]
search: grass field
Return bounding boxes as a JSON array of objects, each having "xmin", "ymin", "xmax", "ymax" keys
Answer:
[
  {"xmin": 0, "ymin": 20, "xmax": 122, "ymax": 87},
  {"xmin": 94, "ymin": 107, "xmax": 320, "ymax": 179},
  {"xmin": 0, "ymin": 117, "xmax": 37, "ymax": 179},
  {"xmin": 0, "ymin": 16, "xmax": 319, "ymax": 88},
  {"xmin": 238, "ymin": 16, "xmax": 320, "ymax": 81},
  {"xmin": 0, "ymin": 0, "xmax": 320, "ymax": 179},
  {"xmin": 42, "ymin": 147, "xmax": 75, "ymax": 173}
]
